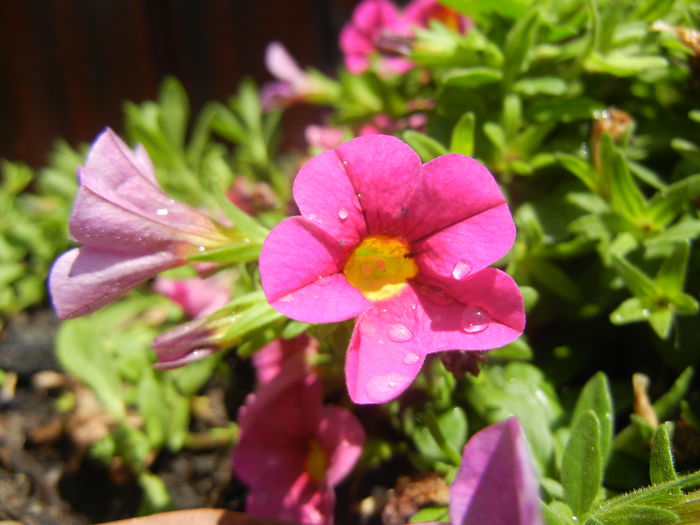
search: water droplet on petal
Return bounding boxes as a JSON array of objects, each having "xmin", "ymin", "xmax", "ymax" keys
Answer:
[
  {"xmin": 156, "ymin": 208, "xmax": 169, "ymax": 216},
  {"xmin": 388, "ymin": 323, "xmax": 413, "ymax": 342},
  {"xmin": 197, "ymin": 246, "xmax": 206, "ymax": 253},
  {"xmin": 342, "ymin": 160, "xmax": 348, "ymax": 166},
  {"xmin": 308, "ymin": 213, "xmax": 321, "ymax": 223},
  {"xmin": 338, "ymin": 207, "xmax": 349, "ymax": 221},
  {"xmin": 279, "ymin": 294, "xmax": 295, "ymax": 303},
  {"xmin": 461, "ymin": 305, "xmax": 490, "ymax": 334},
  {"xmin": 452, "ymin": 261, "xmax": 471, "ymax": 280},
  {"xmin": 316, "ymin": 275, "xmax": 331, "ymax": 286},
  {"xmin": 410, "ymin": 303, "xmax": 417, "ymax": 311},
  {"xmin": 356, "ymin": 193, "xmax": 363, "ymax": 199},
  {"xmin": 365, "ymin": 373, "xmax": 409, "ymax": 401},
  {"xmin": 403, "ymin": 352, "xmax": 420, "ymax": 364}
]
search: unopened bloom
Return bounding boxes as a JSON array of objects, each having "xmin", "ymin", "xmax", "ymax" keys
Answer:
[
  {"xmin": 259, "ymin": 135, "xmax": 524, "ymax": 404},
  {"xmin": 233, "ymin": 352, "xmax": 364, "ymax": 525},
  {"xmin": 415, "ymin": 418, "xmax": 542, "ymax": 525},
  {"xmin": 48, "ymin": 128, "xmax": 232, "ymax": 320}
]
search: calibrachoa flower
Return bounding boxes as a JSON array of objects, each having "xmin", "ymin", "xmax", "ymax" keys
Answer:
[
  {"xmin": 415, "ymin": 418, "xmax": 542, "ymax": 525},
  {"xmin": 252, "ymin": 334, "xmax": 318, "ymax": 385},
  {"xmin": 48, "ymin": 128, "xmax": 232, "ymax": 320},
  {"xmin": 260, "ymin": 41, "xmax": 325, "ymax": 111},
  {"xmin": 340, "ymin": 0, "xmax": 471, "ymax": 75},
  {"xmin": 233, "ymin": 349, "xmax": 364, "ymax": 525},
  {"xmin": 259, "ymin": 134, "xmax": 524, "ymax": 404}
]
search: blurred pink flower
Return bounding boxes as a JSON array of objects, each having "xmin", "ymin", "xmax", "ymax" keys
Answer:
[
  {"xmin": 339, "ymin": 0, "xmax": 471, "ymax": 75},
  {"xmin": 305, "ymin": 125, "xmax": 347, "ymax": 151},
  {"xmin": 415, "ymin": 418, "xmax": 542, "ymax": 525},
  {"xmin": 48, "ymin": 128, "xmax": 231, "ymax": 319},
  {"xmin": 153, "ymin": 273, "xmax": 232, "ymax": 319},
  {"xmin": 259, "ymin": 135, "xmax": 524, "ymax": 404},
  {"xmin": 261, "ymin": 42, "xmax": 323, "ymax": 111},
  {"xmin": 233, "ymin": 353, "xmax": 364, "ymax": 525},
  {"xmin": 253, "ymin": 334, "xmax": 318, "ymax": 385}
]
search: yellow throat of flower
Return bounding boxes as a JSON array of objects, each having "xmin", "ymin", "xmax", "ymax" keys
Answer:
[
  {"xmin": 305, "ymin": 439, "xmax": 328, "ymax": 483},
  {"xmin": 343, "ymin": 235, "xmax": 418, "ymax": 301}
]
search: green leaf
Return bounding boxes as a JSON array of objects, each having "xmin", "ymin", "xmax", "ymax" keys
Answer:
[
  {"xmin": 646, "ymin": 220, "xmax": 700, "ymax": 245},
  {"xmin": 186, "ymin": 241, "xmax": 263, "ymax": 263},
  {"xmin": 610, "ymin": 297, "xmax": 651, "ymax": 325},
  {"xmin": 650, "ymin": 422, "xmax": 678, "ymax": 486},
  {"xmin": 542, "ymin": 501, "xmax": 575, "ymax": 525},
  {"xmin": 443, "ymin": 67, "xmax": 502, "ymax": 88},
  {"xmin": 600, "ymin": 134, "xmax": 647, "ymax": 221},
  {"xmin": 562, "ymin": 410, "xmax": 603, "ymax": 516},
  {"xmin": 572, "ymin": 373, "xmax": 614, "ymax": 465},
  {"xmin": 654, "ymin": 368, "xmax": 694, "ymax": 421},
  {"xmin": 513, "ymin": 76, "xmax": 568, "ymax": 96},
  {"xmin": 594, "ymin": 505, "xmax": 679, "ymax": 524},
  {"xmin": 648, "ymin": 174, "xmax": 700, "ymax": 228},
  {"xmin": 137, "ymin": 471, "xmax": 173, "ymax": 515},
  {"xmin": 158, "ymin": 77, "xmax": 189, "ymax": 148},
  {"xmin": 450, "ymin": 111, "xmax": 476, "ymax": 156},
  {"xmin": 413, "ymin": 407, "xmax": 467, "ymax": 463},
  {"xmin": 649, "ymin": 308, "xmax": 674, "ymax": 339},
  {"xmin": 402, "ymin": 131, "xmax": 448, "ymax": 161},
  {"xmin": 585, "ymin": 53, "xmax": 668, "ymax": 76},
  {"xmin": 503, "ymin": 9, "xmax": 540, "ymax": 87},
  {"xmin": 409, "ymin": 506, "xmax": 450, "ymax": 523},
  {"xmin": 655, "ymin": 242, "xmax": 690, "ymax": 294},
  {"xmin": 557, "ymin": 153, "xmax": 599, "ymax": 192},
  {"xmin": 483, "ymin": 122, "xmax": 507, "ymax": 155},
  {"xmin": 611, "ymin": 254, "xmax": 658, "ymax": 299}
]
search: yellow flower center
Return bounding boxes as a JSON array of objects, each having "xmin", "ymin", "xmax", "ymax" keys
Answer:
[
  {"xmin": 343, "ymin": 235, "xmax": 418, "ymax": 301},
  {"xmin": 305, "ymin": 439, "xmax": 328, "ymax": 482}
]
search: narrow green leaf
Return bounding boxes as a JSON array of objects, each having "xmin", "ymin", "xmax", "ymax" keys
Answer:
[
  {"xmin": 450, "ymin": 112, "xmax": 476, "ymax": 156},
  {"xmin": 572, "ymin": 373, "xmax": 614, "ymax": 465},
  {"xmin": 483, "ymin": 122, "xmax": 507, "ymax": 155},
  {"xmin": 557, "ymin": 153, "xmax": 599, "ymax": 192},
  {"xmin": 654, "ymin": 368, "xmax": 694, "ymax": 420},
  {"xmin": 137, "ymin": 471, "xmax": 173, "ymax": 515},
  {"xmin": 408, "ymin": 507, "xmax": 450, "ymax": 523},
  {"xmin": 656, "ymin": 242, "xmax": 690, "ymax": 294},
  {"xmin": 648, "ymin": 174, "xmax": 700, "ymax": 227},
  {"xmin": 649, "ymin": 308, "xmax": 674, "ymax": 339},
  {"xmin": 600, "ymin": 134, "xmax": 647, "ymax": 221},
  {"xmin": 443, "ymin": 67, "xmax": 502, "ymax": 88},
  {"xmin": 646, "ymin": 219, "xmax": 700, "ymax": 245},
  {"xmin": 211, "ymin": 180, "xmax": 269, "ymax": 241},
  {"xmin": 503, "ymin": 9, "xmax": 540, "ymax": 87},
  {"xmin": 158, "ymin": 77, "xmax": 189, "ymax": 148},
  {"xmin": 562, "ymin": 410, "xmax": 603, "ymax": 516},
  {"xmin": 598, "ymin": 505, "xmax": 679, "ymax": 524},
  {"xmin": 610, "ymin": 297, "xmax": 651, "ymax": 325},
  {"xmin": 650, "ymin": 422, "xmax": 678, "ymax": 486},
  {"xmin": 513, "ymin": 76, "xmax": 567, "ymax": 96},
  {"xmin": 611, "ymin": 254, "xmax": 658, "ymax": 299},
  {"xmin": 503, "ymin": 93, "xmax": 522, "ymax": 139},
  {"xmin": 401, "ymin": 130, "xmax": 448, "ymax": 161},
  {"xmin": 186, "ymin": 241, "xmax": 262, "ymax": 263},
  {"xmin": 542, "ymin": 501, "xmax": 575, "ymax": 525}
]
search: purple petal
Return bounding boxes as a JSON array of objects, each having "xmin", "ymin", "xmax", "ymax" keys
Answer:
[
  {"xmin": 450, "ymin": 418, "xmax": 542, "ymax": 525},
  {"xmin": 48, "ymin": 247, "xmax": 181, "ymax": 319}
]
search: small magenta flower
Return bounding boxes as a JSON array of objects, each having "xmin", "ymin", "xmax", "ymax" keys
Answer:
[
  {"xmin": 415, "ymin": 418, "xmax": 542, "ymax": 525},
  {"xmin": 252, "ymin": 334, "xmax": 318, "ymax": 385},
  {"xmin": 48, "ymin": 128, "xmax": 232, "ymax": 319},
  {"xmin": 259, "ymin": 135, "xmax": 524, "ymax": 404},
  {"xmin": 403, "ymin": 0, "xmax": 472, "ymax": 34},
  {"xmin": 233, "ymin": 351, "xmax": 364, "ymax": 525}
]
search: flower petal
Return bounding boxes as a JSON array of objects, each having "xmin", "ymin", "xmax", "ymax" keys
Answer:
[
  {"xmin": 293, "ymin": 149, "xmax": 367, "ymax": 246},
  {"xmin": 450, "ymin": 418, "xmax": 542, "ymax": 525},
  {"xmin": 415, "ymin": 268, "xmax": 525, "ymax": 352},
  {"xmin": 344, "ymin": 298, "xmax": 427, "ymax": 404},
  {"xmin": 413, "ymin": 202, "xmax": 515, "ymax": 279},
  {"xmin": 316, "ymin": 406, "xmax": 365, "ymax": 487},
  {"xmin": 48, "ymin": 247, "xmax": 181, "ymax": 319},
  {"xmin": 77, "ymin": 129, "xmax": 222, "ymax": 240},
  {"xmin": 259, "ymin": 217, "xmax": 369, "ymax": 323},
  {"xmin": 335, "ymin": 135, "xmax": 422, "ymax": 235}
]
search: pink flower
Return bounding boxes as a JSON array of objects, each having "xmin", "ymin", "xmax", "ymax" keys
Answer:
[
  {"xmin": 305, "ymin": 125, "xmax": 347, "ymax": 151},
  {"xmin": 261, "ymin": 42, "xmax": 325, "ymax": 111},
  {"xmin": 153, "ymin": 273, "xmax": 232, "ymax": 318},
  {"xmin": 416, "ymin": 418, "xmax": 542, "ymax": 525},
  {"xmin": 48, "ymin": 128, "xmax": 231, "ymax": 320},
  {"xmin": 233, "ymin": 353, "xmax": 364, "ymax": 525},
  {"xmin": 403, "ymin": 0, "xmax": 472, "ymax": 34},
  {"xmin": 253, "ymin": 334, "xmax": 318, "ymax": 385},
  {"xmin": 339, "ymin": 0, "xmax": 413, "ymax": 75},
  {"xmin": 259, "ymin": 135, "xmax": 524, "ymax": 404},
  {"xmin": 339, "ymin": 0, "xmax": 471, "ymax": 75}
]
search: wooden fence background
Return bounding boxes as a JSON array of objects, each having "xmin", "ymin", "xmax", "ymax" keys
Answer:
[{"xmin": 0, "ymin": 0, "xmax": 358, "ymax": 167}]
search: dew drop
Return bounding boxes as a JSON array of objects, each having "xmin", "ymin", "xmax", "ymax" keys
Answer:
[
  {"xmin": 156, "ymin": 208, "xmax": 169, "ymax": 216},
  {"xmin": 316, "ymin": 275, "xmax": 331, "ymax": 286},
  {"xmin": 197, "ymin": 246, "xmax": 206, "ymax": 253},
  {"xmin": 279, "ymin": 294, "xmax": 295, "ymax": 303},
  {"xmin": 338, "ymin": 207, "xmax": 349, "ymax": 221},
  {"xmin": 308, "ymin": 213, "xmax": 321, "ymax": 223},
  {"xmin": 451, "ymin": 261, "xmax": 471, "ymax": 280},
  {"xmin": 356, "ymin": 193, "xmax": 363, "ymax": 199},
  {"xmin": 342, "ymin": 160, "xmax": 348, "ymax": 166},
  {"xmin": 461, "ymin": 305, "xmax": 490, "ymax": 334},
  {"xmin": 403, "ymin": 352, "xmax": 420, "ymax": 364},
  {"xmin": 388, "ymin": 323, "xmax": 413, "ymax": 342},
  {"xmin": 642, "ymin": 308, "xmax": 651, "ymax": 317},
  {"xmin": 365, "ymin": 373, "xmax": 408, "ymax": 401}
]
